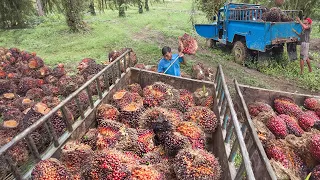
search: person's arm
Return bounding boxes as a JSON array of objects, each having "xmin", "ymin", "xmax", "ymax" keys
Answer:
[
  {"xmin": 296, "ymin": 17, "xmax": 310, "ymax": 30},
  {"xmin": 178, "ymin": 52, "xmax": 186, "ymax": 65},
  {"xmin": 158, "ymin": 60, "xmax": 164, "ymax": 73}
]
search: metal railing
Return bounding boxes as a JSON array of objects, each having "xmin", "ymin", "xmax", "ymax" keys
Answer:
[
  {"xmin": 214, "ymin": 65, "xmax": 255, "ymax": 180},
  {"xmin": 0, "ymin": 49, "xmax": 133, "ymax": 180}
]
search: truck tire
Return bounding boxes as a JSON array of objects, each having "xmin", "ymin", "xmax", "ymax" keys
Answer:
[
  {"xmin": 206, "ymin": 39, "xmax": 217, "ymax": 48},
  {"xmin": 232, "ymin": 41, "xmax": 247, "ymax": 65}
]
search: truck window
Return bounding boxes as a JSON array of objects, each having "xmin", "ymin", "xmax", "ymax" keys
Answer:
[{"xmin": 219, "ymin": 11, "xmax": 225, "ymax": 21}]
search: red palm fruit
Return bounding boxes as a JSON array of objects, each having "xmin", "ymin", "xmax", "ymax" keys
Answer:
[
  {"xmin": 51, "ymin": 64, "xmax": 66, "ymax": 78},
  {"xmin": 274, "ymin": 96, "xmax": 302, "ymax": 117},
  {"xmin": 308, "ymin": 134, "xmax": 320, "ymax": 161},
  {"xmin": 131, "ymin": 165, "xmax": 163, "ymax": 180},
  {"xmin": 248, "ymin": 101, "xmax": 274, "ymax": 117},
  {"xmin": 38, "ymin": 65, "xmax": 52, "ymax": 78},
  {"xmin": 304, "ymin": 97, "xmax": 320, "ymax": 110},
  {"xmin": 158, "ymin": 131, "xmax": 191, "ymax": 157},
  {"xmin": 44, "ymin": 75, "xmax": 59, "ymax": 85},
  {"xmin": 265, "ymin": 140, "xmax": 291, "ymax": 168},
  {"xmin": 26, "ymin": 88, "xmax": 45, "ymax": 101},
  {"xmin": 296, "ymin": 112, "xmax": 315, "ymax": 131},
  {"xmin": 135, "ymin": 129, "xmax": 155, "ymax": 155},
  {"xmin": 0, "ymin": 70, "xmax": 6, "ymax": 78},
  {"xmin": 310, "ymin": 165, "xmax": 320, "ymax": 180},
  {"xmin": 96, "ymin": 103, "xmax": 119, "ymax": 122},
  {"xmin": 183, "ymin": 106, "xmax": 218, "ymax": 132},
  {"xmin": 134, "ymin": 63, "xmax": 145, "ymax": 69},
  {"xmin": 40, "ymin": 84, "xmax": 60, "ymax": 96},
  {"xmin": 81, "ymin": 128, "xmax": 98, "ymax": 150},
  {"xmin": 125, "ymin": 83, "xmax": 142, "ymax": 95},
  {"xmin": 266, "ymin": 115, "xmax": 288, "ymax": 138},
  {"xmin": 176, "ymin": 121, "xmax": 206, "ymax": 149},
  {"xmin": 278, "ymin": 114, "xmax": 304, "ymax": 137},
  {"xmin": 31, "ymin": 158, "xmax": 72, "ymax": 180}
]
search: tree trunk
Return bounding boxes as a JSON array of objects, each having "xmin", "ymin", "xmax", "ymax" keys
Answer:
[
  {"xmin": 89, "ymin": 0, "xmax": 96, "ymax": 15},
  {"xmin": 139, "ymin": 0, "xmax": 143, "ymax": 14},
  {"xmin": 36, "ymin": 0, "xmax": 45, "ymax": 16},
  {"xmin": 145, "ymin": 0, "xmax": 149, "ymax": 11}
]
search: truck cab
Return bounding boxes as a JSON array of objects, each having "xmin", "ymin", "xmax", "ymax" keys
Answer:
[{"xmin": 195, "ymin": 3, "xmax": 303, "ymax": 64}]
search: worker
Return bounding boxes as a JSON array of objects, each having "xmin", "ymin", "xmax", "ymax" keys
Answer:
[
  {"xmin": 296, "ymin": 17, "xmax": 312, "ymax": 74},
  {"xmin": 157, "ymin": 46, "xmax": 186, "ymax": 76}
]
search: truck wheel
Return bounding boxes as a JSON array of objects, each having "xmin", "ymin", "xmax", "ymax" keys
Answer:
[
  {"xmin": 232, "ymin": 41, "xmax": 247, "ymax": 65},
  {"xmin": 206, "ymin": 39, "xmax": 216, "ymax": 48}
]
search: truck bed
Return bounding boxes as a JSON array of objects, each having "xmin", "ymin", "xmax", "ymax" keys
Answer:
[{"xmin": 0, "ymin": 50, "xmax": 256, "ymax": 180}]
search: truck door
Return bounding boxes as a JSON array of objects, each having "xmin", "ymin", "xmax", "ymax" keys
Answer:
[{"xmin": 218, "ymin": 9, "xmax": 225, "ymax": 40}]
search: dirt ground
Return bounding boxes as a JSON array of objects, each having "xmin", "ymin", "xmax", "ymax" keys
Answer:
[
  {"xmin": 310, "ymin": 38, "xmax": 320, "ymax": 51},
  {"xmin": 133, "ymin": 29, "xmax": 319, "ymax": 96}
]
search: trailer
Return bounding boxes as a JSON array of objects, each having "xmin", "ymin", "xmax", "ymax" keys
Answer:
[
  {"xmin": 234, "ymin": 80, "xmax": 320, "ymax": 180},
  {"xmin": 194, "ymin": 3, "xmax": 303, "ymax": 64},
  {"xmin": 0, "ymin": 50, "xmax": 256, "ymax": 180}
]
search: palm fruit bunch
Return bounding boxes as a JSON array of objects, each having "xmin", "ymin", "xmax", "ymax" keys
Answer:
[
  {"xmin": 252, "ymin": 117, "xmax": 275, "ymax": 146},
  {"xmin": 131, "ymin": 165, "xmax": 163, "ymax": 180},
  {"xmin": 96, "ymin": 119, "xmax": 125, "ymax": 150},
  {"xmin": 31, "ymin": 158, "xmax": 72, "ymax": 180},
  {"xmin": 66, "ymin": 90, "xmax": 89, "ymax": 119},
  {"xmin": 269, "ymin": 159, "xmax": 299, "ymax": 180},
  {"xmin": 176, "ymin": 121, "xmax": 206, "ymax": 149},
  {"xmin": 113, "ymin": 127, "xmax": 139, "ymax": 153},
  {"xmin": 191, "ymin": 63, "xmax": 205, "ymax": 80},
  {"xmin": 107, "ymin": 48, "xmax": 137, "ymax": 72},
  {"xmin": 57, "ymin": 75, "xmax": 78, "ymax": 96},
  {"xmin": 112, "ymin": 90, "xmax": 144, "ymax": 128},
  {"xmin": 176, "ymin": 89, "xmax": 195, "ymax": 112},
  {"xmin": 88, "ymin": 150, "xmax": 131, "ymax": 179},
  {"xmin": 22, "ymin": 102, "xmax": 51, "ymax": 152},
  {"xmin": 174, "ymin": 148, "xmax": 221, "ymax": 180},
  {"xmin": 86, "ymin": 74, "xmax": 107, "ymax": 95},
  {"xmin": 96, "ymin": 103, "xmax": 119, "ymax": 124},
  {"xmin": 139, "ymin": 146, "xmax": 165, "ymax": 165},
  {"xmin": 266, "ymin": 115, "xmax": 288, "ymax": 138},
  {"xmin": 27, "ymin": 56, "xmax": 44, "ymax": 69},
  {"xmin": 1, "ymin": 107, "xmax": 23, "ymax": 131},
  {"xmin": 26, "ymin": 88, "xmax": 44, "ymax": 101},
  {"xmin": 60, "ymin": 141, "xmax": 94, "ymax": 175},
  {"xmin": 81, "ymin": 128, "xmax": 98, "ymax": 150},
  {"xmin": 0, "ymin": 79, "xmax": 16, "ymax": 94},
  {"xmin": 289, "ymin": 150, "xmax": 309, "ymax": 179},
  {"xmin": 193, "ymin": 86, "xmax": 214, "ymax": 108},
  {"xmin": 304, "ymin": 97, "xmax": 320, "ymax": 111},
  {"xmin": 296, "ymin": 111, "xmax": 315, "ymax": 131},
  {"xmin": 274, "ymin": 96, "xmax": 302, "ymax": 117},
  {"xmin": 183, "ymin": 106, "xmax": 218, "ymax": 132},
  {"xmin": 40, "ymin": 96, "xmax": 60, "ymax": 109},
  {"xmin": 179, "ymin": 33, "xmax": 198, "ymax": 55},
  {"xmin": 139, "ymin": 107, "xmax": 179, "ymax": 133},
  {"xmin": 264, "ymin": 7, "xmax": 281, "ymax": 22},
  {"xmin": 18, "ymin": 77, "xmax": 44, "ymax": 95},
  {"xmin": 157, "ymin": 131, "xmax": 190, "ymax": 157},
  {"xmin": 125, "ymin": 83, "xmax": 143, "ymax": 96},
  {"xmin": 135, "ymin": 129, "xmax": 155, "ymax": 155},
  {"xmin": 142, "ymin": 82, "xmax": 176, "ymax": 107},
  {"xmin": 49, "ymin": 109, "xmax": 73, "ymax": 136},
  {"xmin": 310, "ymin": 165, "xmax": 320, "ymax": 180},
  {"xmin": 77, "ymin": 58, "xmax": 105, "ymax": 80},
  {"xmin": 40, "ymin": 84, "xmax": 60, "ymax": 96},
  {"xmin": 248, "ymin": 101, "xmax": 274, "ymax": 117},
  {"xmin": 278, "ymin": 114, "xmax": 304, "ymax": 137},
  {"xmin": 308, "ymin": 134, "xmax": 320, "ymax": 161},
  {"xmin": 265, "ymin": 140, "xmax": 291, "ymax": 168},
  {"xmin": 306, "ymin": 110, "xmax": 320, "ymax": 130},
  {"xmin": 51, "ymin": 63, "xmax": 66, "ymax": 79}
]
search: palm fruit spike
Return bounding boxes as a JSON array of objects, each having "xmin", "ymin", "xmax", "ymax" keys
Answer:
[
  {"xmin": 88, "ymin": 150, "xmax": 131, "ymax": 179},
  {"xmin": 139, "ymin": 107, "xmax": 178, "ymax": 132},
  {"xmin": 0, "ymin": 79, "xmax": 13, "ymax": 94},
  {"xmin": 178, "ymin": 89, "xmax": 195, "ymax": 112},
  {"xmin": 135, "ymin": 129, "xmax": 155, "ymax": 155},
  {"xmin": 40, "ymin": 84, "xmax": 60, "ymax": 96},
  {"xmin": 174, "ymin": 148, "xmax": 221, "ymax": 180},
  {"xmin": 1, "ymin": 107, "xmax": 23, "ymax": 130},
  {"xmin": 310, "ymin": 165, "xmax": 320, "ymax": 180},
  {"xmin": 131, "ymin": 165, "xmax": 163, "ymax": 180},
  {"xmin": 96, "ymin": 119, "xmax": 126, "ymax": 150},
  {"xmin": 304, "ymin": 97, "xmax": 320, "ymax": 110},
  {"xmin": 265, "ymin": 140, "xmax": 291, "ymax": 168},
  {"xmin": 158, "ymin": 131, "xmax": 190, "ymax": 157},
  {"xmin": 18, "ymin": 77, "xmax": 44, "ymax": 95},
  {"xmin": 274, "ymin": 96, "xmax": 303, "ymax": 117},
  {"xmin": 193, "ymin": 86, "xmax": 214, "ymax": 108},
  {"xmin": 125, "ymin": 83, "xmax": 143, "ymax": 95},
  {"xmin": 61, "ymin": 141, "xmax": 94, "ymax": 173},
  {"xmin": 96, "ymin": 103, "xmax": 119, "ymax": 123},
  {"xmin": 278, "ymin": 114, "xmax": 304, "ymax": 137},
  {"xmin": 58, "ymin": 75, "xmax": 78, "ymax": 96},
  {"xmin": 112, "ymin": 89, "xmax": 128, "ymax": 107},
  {"xmin": 81, "ymin": 128, "xmax": 98, "ymax": 150},
  {"xmin": 28, "ymin": 56, "xmax": 44, "ymax": 69},
  {"xmin": 50, "ymin": 109, "xmax": 73, "ymax": 136},
  {"xmin": 183, "ymin": 106, "xmax": 218, "ymax": 132},
  {"xmin": 289, "ymin": 150, "xmax": 309, "ymax": 179},
  {"xmin": 307, "ymin": 110, "xmax": 320, "ymax": 130},
  {"xmin": 44, "ymin": 75, "xmax": 58, "ymax": 85},
  {"xmin": 269, "ymin": 159, "xmax": 300, "ymax": 180},
  {"xmin": 266, "ymin": 115, "xmax": 288, "ymax": 138},
  {"xmin": 296, "ymin": 112, "xmax": 315, "ymax": 131},
  {"xmin": 308, "ymin": 134, "xmax": 320, "ymax": 161},
  {"xmin": 248, "ymin": 101, "xmax": 274, "ymax": 117},
  {"xmin": 31, "ymin": 158, "xmax": 72, "ymax": 180},
  {"xmin": 139, "ymin": 146, "xmax": 165, "ymax": 165},
  {"xmin": 26, "ymin": 88, "xmax": 44, "ymax": 101},
  {"xmin": 41, "ymin": 96, "xmax": 60, "ymax": 109},
  {"xmin": 142, "ymin": 82, "xmax": 174, "ymax": 107},
  {"xmin": 252, "ymin": 117, "xmax": 276, "ymax": 146},
  {"xmin": 176, "ymin": 121, "xmax": 206, "ymax": 149},
  {"xmin": 38, "ymin": 65, "xmax": 51, "ymax": 78}
]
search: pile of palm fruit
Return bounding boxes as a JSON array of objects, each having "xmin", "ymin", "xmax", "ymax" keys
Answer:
[
  {"xmin": 248, "ymin": 96, "xmax": 320, "ymax": 179},
  {"xmin": 0, "ymin": 46, "xmax": 137, "ymax": 178},
  {"xmin": 31, "ymin": 82, "xmax": 221, "ymax": 180}
]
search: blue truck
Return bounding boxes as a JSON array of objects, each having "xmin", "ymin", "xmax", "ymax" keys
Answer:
[{"xmin": 195, "ymin": 3, "xmax": 303, "ymax": 64}]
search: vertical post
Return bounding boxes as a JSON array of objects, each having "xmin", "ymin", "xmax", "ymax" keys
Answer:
[
  {"xmin": 96, "ymin": 78, "xmax": 103, "ymax": 99},
  {"xmin": 86, "ymin": 87, "xmax": 94, "ymax": 109},
  {"xmin": 26, "ymin": 135, "xmax": 41, "ymax": 161},
  {"xmin": 61, "ymin": 106, "xmax": 73, "ymax": 132}
]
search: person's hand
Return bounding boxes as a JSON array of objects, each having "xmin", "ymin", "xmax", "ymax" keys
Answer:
[
  {"xmin": 179, "ymin": 52, "xmax": 184, "ymax": 57},
  {"xmin": 296, "ymin": 16, "xmax": 300, "ymax": 22}
]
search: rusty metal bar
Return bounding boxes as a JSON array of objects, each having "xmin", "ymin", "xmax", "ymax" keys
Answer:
[
  {"xmin": 45, "ymin": 121, "xmax": 59, "ymax": 147},
  {"xmin": 96, "ymin": 78, "xmax": 103, "ymax": 99},
  {"xmin": 26, "ymin": 135, "xmax": 41, "ymax": 161},
  {"xmin": 60, "ymin": 106, "xmax": 73, "ymax": 132},
  {"xmin": 75, "ymin": 94, "xmax": 85, "ymax": 119},
  {"xmin": 86, "ymin": 87, "xmax": 94, "ymax": 109}
]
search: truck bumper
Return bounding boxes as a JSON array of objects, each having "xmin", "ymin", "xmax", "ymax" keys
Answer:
[{"xmin": 271, "ymin": 37, "xmax": 299, "ymax": 44}]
